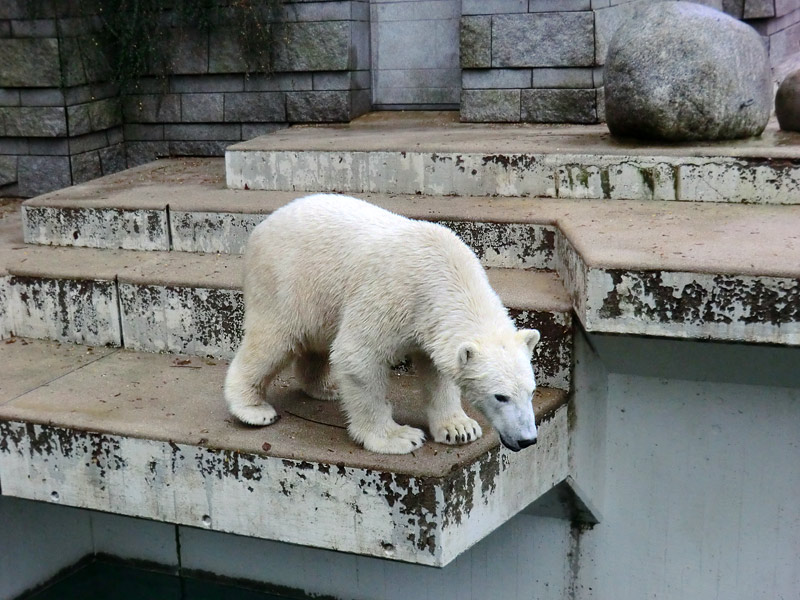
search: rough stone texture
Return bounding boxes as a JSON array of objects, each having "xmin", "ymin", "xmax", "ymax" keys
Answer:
[
  {"xmin": 70, "ymin": 152, "xmax": 103, "ymax": 185},
  {"xmin": 18, "ymin": 156, "xmax": 71, "ymax": 197},
  {"xmin": 287, "ymin": 91, "xmax": 351, "ymax": 122},
  {"xmin": 532, "ymin": 68, "xmax": 594, "ymax": 89},
  {"xmin": 119, "ymin": 284, "xmax": 244, "ymax": 358},
  {"xmin": 460, "ymin": 89, "xmax": 520, "ymax": 122},
  {"xmin": 0, "ymin": 156, "xmax": 17, "ymax": 187},
  {"xmin": 521, "ymin": 89, "xmax": 597, "ymax": 124},
  {"xmin": 224, "ymin": 92, "xmax": 286, "ymax": 123},
  {"xmin": 273, "ymin": 21, "xmax": 352, "ymax": 72},
  {"xmin": 23, "ymin": 206, "xmax": 169, "ymax": 252},
  {"xmin": 462, "ymin": 0, "xmax": 527, "ymax": 14},
  {"xmin": 0, "ymin": 38, "xmax": 61, "ymax": 87},
  {"xmin": 181, "ymin": 94, "xmax": 225, "ymax": 123},
  {"xmin": 0, "ymin": 106, "xmax": 67, "ymax": 137},
  {"xmin": 604, "ymin": 2, "xmax": 773, "ymax": 141},
  {"xmin": 3, "ymin": 276, "xmax": 120, "ymax": 346},
  {"xmin": 208, "ymin": 27, "xmax": 249, "ymax": 73},
  {"xmin": 123, "ymin": 95, "xmax": 182, "ymax": 124},
  {"xmin": 67, "ymin": 98, "xmax": 122, "ymax": 137},
  {"xmin": 460, "ymin": 16, "xmax": 491, "ymax": 69},
  {"xmin": 743, "ymin": 0, "xmax": 775, "ymax": 18},
  {"xmin": 462, "ymin": 69, "xmax": 531, "ymax": 89},
  {"xmin": 492, "ymin": 12, "xmax": 594, "ymax": 67},
  {"xmin": 776, "ymin": 69, "xmax": 800, "ymax": 131}
]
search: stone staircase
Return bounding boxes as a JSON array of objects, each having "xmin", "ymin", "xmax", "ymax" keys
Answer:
[{"xmin": 2, "ymin": 112, "xmax": 800, "ymax": 568}]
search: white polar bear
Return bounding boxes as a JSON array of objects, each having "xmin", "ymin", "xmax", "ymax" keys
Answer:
[{"xmin": 224, "ymin": 194, "xmax": 541, "ymax": 455}]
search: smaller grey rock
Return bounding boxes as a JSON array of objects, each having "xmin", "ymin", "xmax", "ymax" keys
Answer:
[{"xmin": 776, "ymin": 70, "xmax": 800, "ymax": 132}]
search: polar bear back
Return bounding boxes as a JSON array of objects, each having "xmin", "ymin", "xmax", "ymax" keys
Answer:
[{"xmin": 243, "ymin": 194, "xmax": 511, "ymax": 356}]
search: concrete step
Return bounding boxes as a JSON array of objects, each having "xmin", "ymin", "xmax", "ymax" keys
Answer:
[
  {"xmin": 22, "ymin": 160, "xmax": 558, "ymax": 270},
  {"xmin": 17, "ymin": 158, "xmax": 800, "ymax": 346},
  {"xmin": 0, "ymin": 233, "xmax": 573, "ymax": 390},
  {"xmin": 0, "ymin": 337, "xmax": 594, "ymax": 567},
  {"xmin": 225, "ymin": 112, "xmax": 800, "ymax": 204}
]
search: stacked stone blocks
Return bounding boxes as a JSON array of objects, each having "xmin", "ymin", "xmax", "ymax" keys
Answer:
[
  {"xmin": 0, "ymin": 3, "xmax": 124, "ymax": 196},
  {"xmin": 1, "ymin": 0, "xmax": 370, "ymax": 195},
  {"xmin": 460, "ymin": 1, "xmax": 602, "ymax": 123}
]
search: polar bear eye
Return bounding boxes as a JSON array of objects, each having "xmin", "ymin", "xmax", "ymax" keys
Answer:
[{"xmin": 494, "ymin": 394, "xmax": 510, "ymax": 403}]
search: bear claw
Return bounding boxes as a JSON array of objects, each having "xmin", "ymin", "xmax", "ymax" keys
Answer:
[
  {"xmin": 431, "ymin": 415, "xmax": 483, "ymax": 446},
  {"xmin": 232, "ymin": 405, "xmax": 279, "ymax": 427},
  {"xmin": 361, "ymin": 425, "xmax": 426, "ymax": 454}
]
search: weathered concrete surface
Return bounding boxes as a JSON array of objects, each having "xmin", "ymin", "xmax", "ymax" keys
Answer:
[
  {"xmin": 14, "ymin": 158, "xmax": 800, "ymax": 346},
  {"xmin": 0, "ymin": 337, "xmax": 115, "ymax": 406},
  {"xmin": 23, "ymin": 206, "xmax": 169, "ymax": 251},
  {"xmin": 226, "ymin": 112, "xmax": 800, "ymax": 203},
  {"xmin": 1, "ymin": 219, "xmax": 572, "ymax": 389},
  {"xmin": 0, "ymin": 339, "xmax": 572, "ymax": 567}
]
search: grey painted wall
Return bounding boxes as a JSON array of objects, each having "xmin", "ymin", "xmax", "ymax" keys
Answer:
[
  {"xmin": 0, "ymin": 497, "xmax": 92, "ymax": 599},
  {"xmin": 370, "ymin": 0, "xmax": 461, "ymax": 109}
]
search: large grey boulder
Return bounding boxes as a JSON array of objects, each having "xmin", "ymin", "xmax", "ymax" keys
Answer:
[{"xmin": 604, "ymin": 2, "xmax": 772, "ymax": 141}]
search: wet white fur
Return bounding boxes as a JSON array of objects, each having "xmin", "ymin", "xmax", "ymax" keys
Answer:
[{"xmin": 224, "ymin": 194, "xmax": 540, "ymax": 454}]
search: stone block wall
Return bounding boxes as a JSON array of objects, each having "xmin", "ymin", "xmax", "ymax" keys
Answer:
[
  {"xmin": 460, "ymin": 0, "xmax": 800, "ymax": 124},
  {"xmin": 460, "ymin": 0, "xmax": 605, "ymax": 124},
  {"xmin": 124, "ymin": 1, "xmax": 371, "ymax": 168},
  {"xmin": 0, "ymin": 3, "xmax": 125, "ymax": 196},
  {"xmin": 1, "ymin": 0, "xmax": 370, "ymax": 196},
  {"xmin": 740, "ymin": 1, "xmax": 800, "ymax": 82}
]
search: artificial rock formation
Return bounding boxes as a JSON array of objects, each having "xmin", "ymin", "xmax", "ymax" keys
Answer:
[
  {"xmin": 604, "ymin": 2, "xmax": 772, "ymax": 141},
  {"xmin": 776, "ymin": 69, "xmax": 800, "ymax": 132}
]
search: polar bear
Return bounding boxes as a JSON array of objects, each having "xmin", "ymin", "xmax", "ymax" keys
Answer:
[{"xmin": 224, "ymin": 194, "xmax": 541, "ymax": 454}]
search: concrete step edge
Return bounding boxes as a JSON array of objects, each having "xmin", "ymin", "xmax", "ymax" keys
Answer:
[{"xmin": 224, "ymin": 117, "xmax": 800, "ymax": 204}]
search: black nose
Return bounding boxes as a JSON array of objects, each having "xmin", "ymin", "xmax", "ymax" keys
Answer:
[{"xmin": 517, "ymin": 438, "xmax": 537, "ymax": 449}]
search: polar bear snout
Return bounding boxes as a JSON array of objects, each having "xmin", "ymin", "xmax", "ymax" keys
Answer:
[{"xmin": 499, "ymin": 434, "xmax": 538, "ymax": 452}]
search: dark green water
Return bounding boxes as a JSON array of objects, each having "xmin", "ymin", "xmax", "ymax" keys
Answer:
[{"xmin": 22, "ymin": 560, "xmax": 293, "ymax": 600}]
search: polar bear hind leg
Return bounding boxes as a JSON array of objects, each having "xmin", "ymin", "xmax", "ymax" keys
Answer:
[
  {"xmin": 294, "ymin": 351, "xmax": 339, "ymax": 401},
  {"xmin": 414, "ymin": 353, "xmax": 482, "ymax": 445},
  {"xmin": 224, "ymin": 322, "xmax": 293, "ymax": 426},
  {"xmin": 330, "ymin": 331, "xmax": 425, "ymax": 454}
]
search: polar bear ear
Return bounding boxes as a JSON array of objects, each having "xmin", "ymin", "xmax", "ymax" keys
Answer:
[
  {"xmin": 456, "ymin": 341, "xmax": 478, "ymax": 369},
  {"xmin": 518, "ymin": 329, "xmax": 541, "ymax": 354}
]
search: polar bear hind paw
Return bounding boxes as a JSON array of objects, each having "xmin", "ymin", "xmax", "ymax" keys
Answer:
[
  {"xmin": 361, "ymin": 425, "xmax": 426, "ymax": 454},
  {"xmin": 431, "ymin": 415, "xmax": 483, "ymax": 445},
  {"xmin": 231, "ymin": 404, "xmax": 280, "ymax": 426}
]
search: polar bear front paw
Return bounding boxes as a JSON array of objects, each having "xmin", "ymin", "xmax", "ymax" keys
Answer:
[
  {"xmin": 430, "ymin": 414, "xmax": 483, "ymax": 445},
  {"xmin": 361, "ymin": 425, "xmax": 426, "ymax": 454},
  {"xmin": 231, "ymin": 404, "xmax": 280, "ymax": 426}
]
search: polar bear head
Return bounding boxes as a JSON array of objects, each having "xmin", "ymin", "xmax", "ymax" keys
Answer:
[{"xmin": 456, "ymin": 329, "xmax": 540, "ymax": 452}]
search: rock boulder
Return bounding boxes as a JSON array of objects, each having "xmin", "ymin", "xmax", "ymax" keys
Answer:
[
  {"xmin": 604, "ymin": 2, "xmax": 772, "ymax": 141},
  {"xmin": 776, "ymin": 70, "xmax": 800, "ymax": 132}
]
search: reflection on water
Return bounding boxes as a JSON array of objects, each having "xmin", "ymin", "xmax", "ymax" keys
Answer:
[{"xmin": 21, "ymin": 560, "xmax": 294, "ymax": 600}]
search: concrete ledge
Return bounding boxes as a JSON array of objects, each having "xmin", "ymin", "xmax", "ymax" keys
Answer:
[
  {"xmin": 225, "ymin": 112, "xmax": 800, "ymax": 204},
  {"xmin": 0, "ymin": 338, "xmax": 575, "ymax": 567}
]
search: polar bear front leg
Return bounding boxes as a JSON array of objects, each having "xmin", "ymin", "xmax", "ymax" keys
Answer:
[
  {"xmin": 331, "ymin": 340, "xmax": 425, "ymax": 454},
  {"xmin": 416, "ymin": 354, "xmax": 482, "ymax": 445},
  {"xmin": 224, "ymin": 326, "xmax": 292, "ymax": 426}
]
